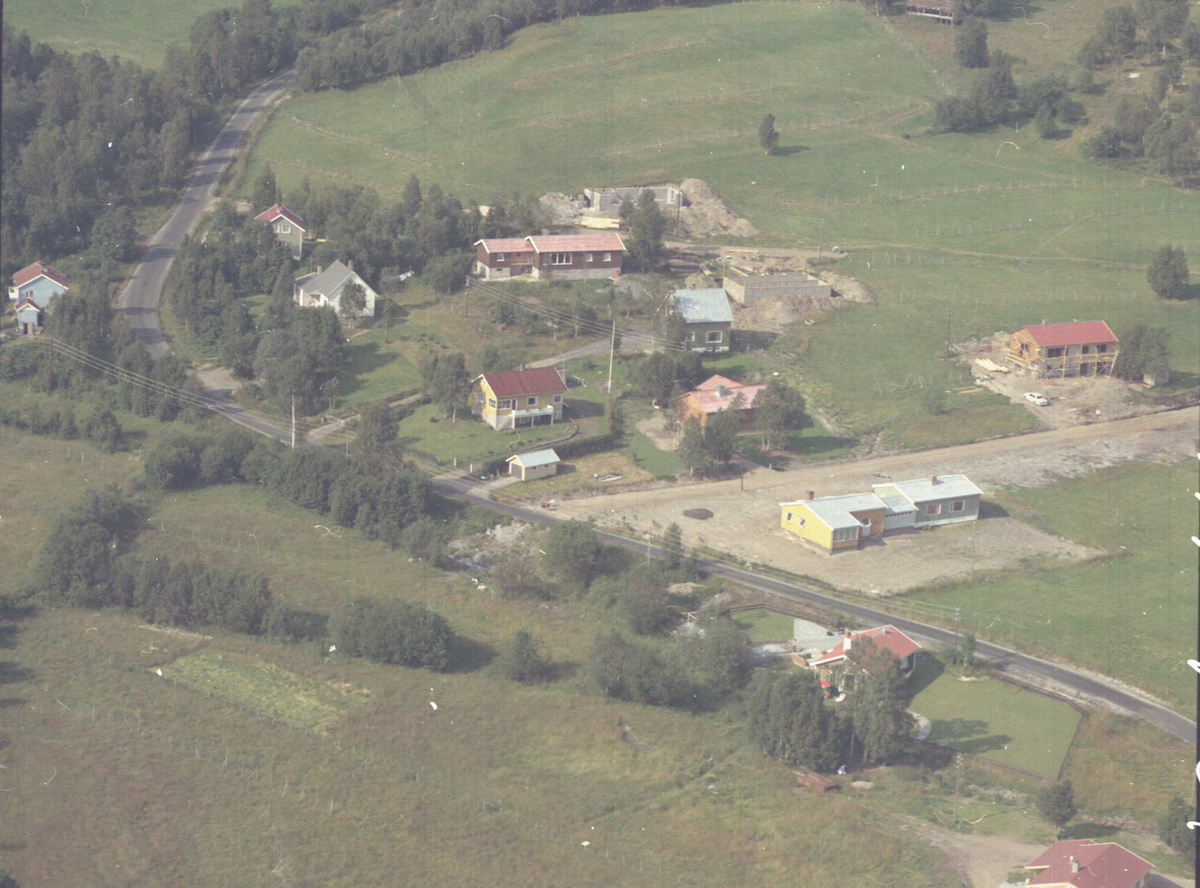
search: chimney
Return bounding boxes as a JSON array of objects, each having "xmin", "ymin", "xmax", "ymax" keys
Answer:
[
  {"xmin": 843, "ymin": 629, "xmax": 852, "ymax": 652},
  {"xmin": 715, "ymin": 383, "xmax": 726, "ymax": 398},
  {"xmin": 1069, "ymin": 856, "xmax": 1079, "ymax": 874},
  {"xmin": 929, "ymin": 475, "xmax": 938, "ymax": 485},
  {"xmin": 806, "ymin": 490, "xmax": 815, "ymax": 501},
  {"xmin": 317, "ymin": 265, "xmax": 323, "ymax": 275},
  {"xmin": 347, "ymin": 259, "xmax": 354, "ymax": 272},
  {"xmin": 542, "ymin": 228, "xmax": 550, "ymax": 236}
]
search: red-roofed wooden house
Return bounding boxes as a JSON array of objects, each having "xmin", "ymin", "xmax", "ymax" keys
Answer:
[
  {"xmin": 1006, "ymin": 321, "xmax": 1119, "ymax": 378},
  {"xmin": 8, "ymin": 262, "xmax": 69, "ymax": 334},
  {"xmin": 809, "ymin": 626, "xmax": 922, "ymax": 679},
  {"xmin": 474, "ymin": 234, "xmax": 625, "ymax": 280},
  {"xmin": 676, "ymin": 374, "xmax": 766, "ymax": 429},
  {"xmin": 1023, "ymin": 839, "xmax": 1153, "ymax": 888},
  {"xmin": 471, "ymin": 367, "xmax": 568, "ymax": 430},
  {"xmin": 253, "ymin": 204, "xmax": 305, "ymax": 260}
]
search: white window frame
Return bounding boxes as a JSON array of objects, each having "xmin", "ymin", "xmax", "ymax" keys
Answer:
[
  {"xmin": 497, "ymin": 399, "xmax": 514, "ymax": 410},
  {"xmin": 487, "ymin": 397, "xmax": 497, "ymax": 408},
  {"xmin": 799, "ymin": 518, "xmax": 805, "ymax": 528},
  {"xmin": 585, "ymin": 252, "xmax": 594, "ymax": 263},
  {"xmin": 949, "ymin": 500, "xmax": 965, "ymax": 513},
  {"xmin": 706, "ymin": 330, "xmax": 723, "ymax": 343},
  {"xmin": 274, "ymin": 222, "xmax": 291, "ymax": 234},
  {"xmin": 552, "ymin": 394, "xmax": 562, "ymax": 403},
  {"xmin": 831, "ymin": 527, "xmax": 857, "ymax": 543},
  {"xmin": 526, "ymin": 396, "xmax": 538, "ymax": 406},
  {"xmin": 603, "ymin": 252, "xmax": 612, "ymax": 262},
  {"xmin": 925, "ymin": 503, "xmax": 941, "ymax": 516},
  {"xmin": 495, "ymin": 252, "xmax": 506, "ymax": 261},
  {"xmin": 784, "ymin": 512, "xmax": 793, "ymax": 523},
  {"xmin": 551, "ymin": 252, "xmax": 571, "ymax": 266}
]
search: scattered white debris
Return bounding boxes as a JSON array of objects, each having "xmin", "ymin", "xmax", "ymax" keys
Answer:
[
  {"xmin": 329, "ymin": 645, "xmax": 337, "ymax": 652},
  {"xmin": 430, "ymin": 701, "xmax": 438, "ymax": 710},
  {"xmin": 155, "ymin": 669, "xmax": 163, "ymax": 676},
  {"xmin": 581, "ymin": 841, "xmax": 590, "ymax": 847}
]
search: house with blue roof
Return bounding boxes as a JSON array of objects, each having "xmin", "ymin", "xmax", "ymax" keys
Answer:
[{"xmin": 672, "ymin": 288, "xmax": 732, "ymax": 353}]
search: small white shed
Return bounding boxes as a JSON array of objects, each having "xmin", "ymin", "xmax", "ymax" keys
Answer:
[{"xmin": 507, "ymin": 448, "xmax": 561, "ymax": 482}]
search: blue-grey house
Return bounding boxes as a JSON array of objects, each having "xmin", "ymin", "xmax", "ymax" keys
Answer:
[
  {"xmin": 9, "ymin": 262, "xmax": 69, "ymax": 334},
  {"xmin": 673, "ymin": 288, "xmax": 733, "ymax": 353}
]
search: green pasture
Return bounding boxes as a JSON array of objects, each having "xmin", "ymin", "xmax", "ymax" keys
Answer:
[
  {"xmin": 910, "ymin": 655, "xmax": 1081, "ymax": 779},
  {"xmin": 731, "ymin": 607, "xmax": 795, "ymax": 644},
  {"xmin": 246, "ymin": 1, "xmax": 1199, "ymax": 444},
  {"xmin": 3, "ymin": 0, "xmax": 298, "ymax": 69},
  {"xmin": 909, "ymin": 460, "xmax": 1199, "ymax": 712}
]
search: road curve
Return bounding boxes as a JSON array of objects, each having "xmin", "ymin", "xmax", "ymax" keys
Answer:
[
  {"xmin": 431, "ymin": 475, "xmax": 1196, "ymax": 746},
  {"xmin": 118, "ymin": 70, "xmax": 295, "ymax": 359}
]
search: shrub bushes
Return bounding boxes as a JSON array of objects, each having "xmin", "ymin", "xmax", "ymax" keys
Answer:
[{"xmin": 331, "ymin": 597, "xmax": 454, "ymax": 671}]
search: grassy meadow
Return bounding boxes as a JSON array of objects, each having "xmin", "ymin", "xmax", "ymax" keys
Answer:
[
  {"xmin": 243, "ymin": 1, "xmax": 1199, "ymax": 448},
  {"xmin": 2, "ymin": 0, "xmax": 300, "ymax": 68},
  {"xmin": 906, "ymin": 459, "xmax": 1199, "ymax": 713}
]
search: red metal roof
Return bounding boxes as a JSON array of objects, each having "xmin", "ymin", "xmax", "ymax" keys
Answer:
[
  {"xmin": 685, "ymin": 375, "xmax": 766, "ymax": 414},
  {"xmin": 1017, "ymin": 321, "xmax": 1118, "ymax": 347},
  {"xmin": 479, "ymin": 367, "xmax": 567, "ymax": 398},
  {"xmin": 475, "ymin": 238, "xmax": 532, "ymax": 254},
  {"xmin": 15, "ymin": 296, "xmax": 40, "ymax": 310},
  {"xmin": 526, "ymin": 234, "xmax": 625, "ymax": 253},
  {"xmin": 810, "ymin": 626, "xmax": 921, "ymax": 667},
  {"xmin": 1025, "ymin": 840, "xmax": 1153, "ymax": 888},
  {"xmin": 253, "ymin": 204, "xmax": 305, "ymax": 230},
  {"xmin": 12, "ymin": 261, "xmax": 68, "ymax": 289}
]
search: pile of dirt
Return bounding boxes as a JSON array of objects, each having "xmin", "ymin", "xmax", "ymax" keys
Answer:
[
  {"xmin": 677, "ymin": 179, "xmax": 758, "ymax": 239},
  {"xmin": 538, "ymin": 192, "xmax": 577, "ymax": 225},
  {"xmin": 732, "ymin": 292, "xmax": 845, "ymax": 333},
  {"xmin": 683, "ymin": 508, "xmax": 713, "ymax": 520}
]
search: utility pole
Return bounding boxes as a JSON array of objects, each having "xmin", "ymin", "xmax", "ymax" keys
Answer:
[
  {"xmin": 605, "ymin": 320, "xmax": 616, "ymax": 433},
  {"xmin": 817, "ymin": 219, "xmax": 825, "ymax": 258},
  {"xmin": 46, "ymin": 337, "xmax": 54, "ymax": 393},
  {"xmin": 945, "ymin": 308, "xmax": 952, "ymax": 357},
  {"xmin": 955, "ymin": 605, "xmax": 961, "ymax": 638},
  {"xmin": 953, "ymin": 753, "xmax": 963, "ymax": 829},
  {"xmin": 291, "ymin": 395, "xmax": 297, "ymax": 449}
]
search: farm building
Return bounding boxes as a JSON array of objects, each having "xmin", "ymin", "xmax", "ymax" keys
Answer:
[
  {"xmin": 471, "ymin": 367, "xmax": 567, "ymax": 430},
  {"xmin": 676, "ymin": 374, "xmax": 765, "ymax": 428},
  {"xmin": 474, "ymin": 234, "xmax": 625, "ymax": 280},
  {"xmin": 723, "ymin": 270, "xmax": 831, "ymax": 306},
  {"xmin": 905, "ymin": 1, "xmax": 956, "ymax": 24},
  {"xmin": 673, "ymin": 288, "xmax": 732, "ymax": 353},
  {"xmin": 780, "ymin": 475, "xmax": 980, "ymax": 551},
  {"xmin": 506, "ymin": 448, "xmax": 561, "ymax": 481},
  {"xmin": 253, "ymin": 204, "xmax": 305, "ymax": 260},
  {"xmin": 584, "ymin": 186, "xmax": 683, "ymax": 213},
  {"xmin": 293, "ymin": 261, "xmax": 377, "ymax": 320},
  {"xmin": 809, "ymin": 626, "xmax": 922, "ymax": 678},
  {"xmin": 1023, "ymin": 839, "xmax": 1153, "ymax": 888},
  {"xmin": 1005, "ymin": 321, "xmax": 1119, "ymax": 378}
]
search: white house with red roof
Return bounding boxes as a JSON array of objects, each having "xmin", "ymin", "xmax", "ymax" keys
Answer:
[
  {"xmin": 676, "ymin": 374, "xmax": 766, "ymax": 428},
  {"xmin": 471, "ymin": 367, "xmax": 568, "ymax": 430},
  {"xmin": 474, "ymin": 233, "xmax": 625, "ymax": 280},
  {"xmin": 253, "ymin": 204, "xmax": 305, "ymax": 260},
  {"xmin": 1006, "ymin": 321, "xmax": 1119, "ymax": 378},
  {"xmin": 809, "ymin": 626, "xmax": 922, "ymax": 677},
  {"xmin": 8, "ymin": 261, "xmax": 69, "ymax": 334},
  {"xmin": 1023, "ymin": 839, "xmax": 1153, "ymax": 888}
]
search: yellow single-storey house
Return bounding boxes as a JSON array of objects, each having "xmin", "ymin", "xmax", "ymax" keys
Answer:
[
  {"xmin": 780, "ymin": 491, "xmax": 887, "ymax": 552},
  {"xmin": 471, "ymin": 367, "xmax": 568, "ymax": 431}
]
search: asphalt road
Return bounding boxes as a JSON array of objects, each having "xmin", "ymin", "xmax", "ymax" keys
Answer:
[
  {"xmin": 118, "ymin": 69, "xmax": 295, "ymax": 360},
  {"xmin": 119, "ymin": 72, "xmax": 1195, "ymax": 748},
  {"xmin": 431, "ymin": 474, "xmax": 1197, "ymax": 746}
]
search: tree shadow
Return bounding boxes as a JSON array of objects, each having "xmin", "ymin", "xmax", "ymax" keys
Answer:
[
  {"xmin": 773, "ymin": 145, "xmax": 810, "ymax": 156},
  {"xmin": 907, "ymin": 651, "xmax": 945, "ymax": 697},
  {"xmin": 339, "ymin": 342, "xmax": 401, "ymax": 400},
  {"xmin": 1059, "ymin": 822, "xmax": 1120, "ymax": 840},
  {"xmin": 796, "ymin": 434, "xmax": 850, "ymax": 458},
  {"xmin": 1181, "ymin": 282, "xmax": 1200, "ymax": 301},
  {"xmin": 930, "ymin": 718, "xmax": 992, "ymax": 742},
  {"xmin": 568, "ymin": 399, "xmax": 605, "ymax": 419},
  {"xmin": 546, "ymin": 659, "xmax": 579, "ymax": 682},
  {"xmin": 447, "ymin": 636, "xmax": 495, "ymax": 673},
  {"xmin": 734, "ymin": 330, "xmax": 779, "ymax": 351}
]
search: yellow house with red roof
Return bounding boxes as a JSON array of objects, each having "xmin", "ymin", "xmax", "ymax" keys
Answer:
[{"xmin": 471, "ymin": 368, "xmax": 568, "ymax": 430}]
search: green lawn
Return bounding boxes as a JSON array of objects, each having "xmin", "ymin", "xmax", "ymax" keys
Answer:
[
  {"xmin": 244, "ymin": 1, "xmax": 1199, "ymax": 444},
  {"xmin": 397, "ymin": 402, "xmax": 569, "ymax": 465},
  {"xmin": 3, "ymin": 0, "xmax": 298, "ymax": 68},
  {"xmin": 908, "ymin": 460, "xmax": 1198, "ymax": 713},
  {"xmin": 732, "ymin": 608, "xmax": 795, "ymax": 644},
  {"xmin": 910, "ymin": 655, "xmax": 1082, "ymax": 779}
]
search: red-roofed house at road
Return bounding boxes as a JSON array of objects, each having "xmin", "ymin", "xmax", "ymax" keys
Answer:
[
  {"xmin": 676, "ymin": 375, "xmax": 766, "ymax": 428},
  {"xmin": 475, "ymin": 234, "xmax": 625, "ymax": 280},
  {"xmin": 254, "ymin": 204, "xmax": 305, "ymax": 260},
  {"xmin": 471, "ymin": 367, "xmax": 568, "ymax": 430},
  {"xmin": 809, "ymin": 626, "xmax": 922, "ymax": 677},
  {"xmin": 9, "ymin": 262, "xmax": 69, "ymax": 334},
  {"xmin": 1006, "ymin": 321, "xmax": 1119, "ymax": 378},
  {"xmin": 1023, "ymin": 839, "xmax": 1153, "ymax": 888}
]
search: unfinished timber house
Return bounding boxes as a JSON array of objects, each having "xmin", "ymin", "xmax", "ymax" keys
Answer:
[{"xmin": 1005, "ymin": 321, "xmax": 1119, "ymax": 379}]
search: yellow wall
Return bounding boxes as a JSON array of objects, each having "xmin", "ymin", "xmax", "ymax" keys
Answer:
[
  {"xmin": 473, "ymin": 378, "xmax": 563, "ymax": 423},
  {"xmin": 780, "ymin": 503, "xmax": 833, "ymax": 549}
]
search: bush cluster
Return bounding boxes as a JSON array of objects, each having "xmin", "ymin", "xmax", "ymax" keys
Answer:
[{"xmin": 330, "ymin": 596, "xmax": 454, "ymax": 671}]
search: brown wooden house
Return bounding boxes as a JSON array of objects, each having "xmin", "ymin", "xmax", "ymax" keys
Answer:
[
  {"xmin": 474, "ymin": 238, "xmax": 535, "ymax": 279},
  {"xmin": 1005, "ymin": 321, "xmax": 1119, "ymax": 378},
  {"xmin": 676, "ymin": 375, "xmax": 765, "ymax": 429},
  {"xmin": 475, "ymin": 234, "xmax": 625, "ymax": 280}
]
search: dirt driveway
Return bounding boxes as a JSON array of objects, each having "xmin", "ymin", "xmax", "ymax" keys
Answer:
[{"xmin": 549, "ymin": 408, "xmax": 1197, "ymax": 594}]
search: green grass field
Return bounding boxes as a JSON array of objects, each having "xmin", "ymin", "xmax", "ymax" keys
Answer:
[
  {"xmin": 3, "ymin": 0, "xmax": 300, "ymax": 68},
  {"xmin": 908, "ymin": 460, "xmax": 1198, "ymax": 713},
  {"xmin": 732, "ymin": 607, "xmax": 795, "ymax": 644},
  {"xmin": 245, "ymin": 2, "xmax": 1199, "ymax": 447},
  {"xmin": 910, "ymin": 656, "xmax": 1081, "ymax": 779}
]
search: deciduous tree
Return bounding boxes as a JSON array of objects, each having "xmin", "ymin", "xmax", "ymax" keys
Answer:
[
  {"xmin": 1147, "ymin": 244, "xmax": 1190, "ymax": 300},
  {"xmin": 545, "ymin": 519, "xmax": 601, "ymax": 588},
  {"xmin": 955, "ymin": 18, "xmax": 989, "ymax": 68},
  {"xmin": 1036, "ymin": 781, "xmax": 1078, "ymax": 838},
  {"xmin": 758, "ymin": 114, "xmax": 780, "ymax": 155}
]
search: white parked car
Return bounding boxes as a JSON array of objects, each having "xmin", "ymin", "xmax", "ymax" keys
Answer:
[{"xmin": 1023, "ymin": 392, "xmax": 1050, "ymax": 406}]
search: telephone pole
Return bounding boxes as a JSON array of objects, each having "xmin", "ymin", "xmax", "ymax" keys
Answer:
[
  {"xmin": 945, "ymin": 308, "xmax": 952, "ymax": 357},
  {"xmin": 291, "ymin": 395, "xmax": 297, "ymax": 449},
  {"xmin": 46, "ymin": 337, "xmax": 55, "ymax": 393},
  {"xmin": 605, "ymin": 320, "xmax": 616, "ymax": 433}
]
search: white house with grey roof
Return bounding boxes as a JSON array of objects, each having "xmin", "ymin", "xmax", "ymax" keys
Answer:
[
  {"xmin": 672, "ymin": 288, "xmax": 732, "ymax": 353},
  {"xmin": 294, "ymin": 260, "xmax": 378, "ymax": 320},
  {"xmin": 872, "ymin": 474, "xmax": 981, "ymax": 529}
]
